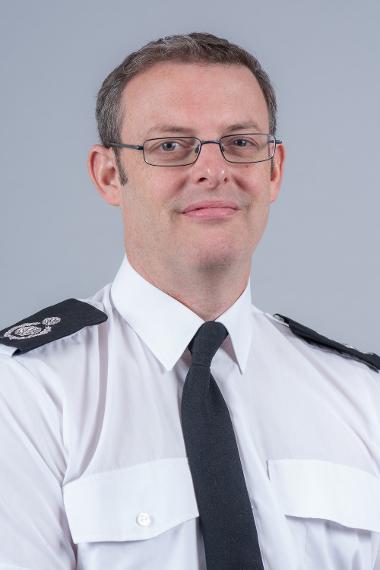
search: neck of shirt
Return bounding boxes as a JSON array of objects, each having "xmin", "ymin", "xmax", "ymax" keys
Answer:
[{"xmin": 110, "ymin": 255, "xmax": 253, "ymax": 374}]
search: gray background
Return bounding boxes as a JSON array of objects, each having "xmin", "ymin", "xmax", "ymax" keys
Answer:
[{"xmin": 1, "ymin": 0, "xmax": 379, "ymax": 352}]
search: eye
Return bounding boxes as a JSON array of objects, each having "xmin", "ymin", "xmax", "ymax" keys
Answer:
[
  {"xmin": 232, "ymin": 138, "xmax": 256, "ymax": 148},
  {"xmin": 160, "ymin": 141, "xmax": 178, "ymax": 152}
]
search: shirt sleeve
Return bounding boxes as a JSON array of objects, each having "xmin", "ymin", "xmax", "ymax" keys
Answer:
[{"xmin": 0, "ymin": 354, "xmax": 76, "ymax": 570}]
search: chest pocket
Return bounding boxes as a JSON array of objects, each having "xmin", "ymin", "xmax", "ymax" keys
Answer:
[
  {"xmin": 63, "ymin": 457, "xmax": 199, "ymax": 544},
  {"xmin": 268, "ymin": 459, "xmax": 380, "ymax": 569}
]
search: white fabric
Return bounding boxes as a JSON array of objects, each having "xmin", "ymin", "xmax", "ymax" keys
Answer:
[{"xmin": 0, "ymin": 255, "xmax": 380, "ymax": 570}]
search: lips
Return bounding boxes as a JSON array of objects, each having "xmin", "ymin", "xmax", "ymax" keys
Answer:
[{"xmin": 182, "ymin": 201, "xmax": 238, "ymax": 214}]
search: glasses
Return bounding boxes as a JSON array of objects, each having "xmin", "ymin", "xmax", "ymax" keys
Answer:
[{"xmin": 106, "ymin": 133, "xmax": 282, "ymax": 167}]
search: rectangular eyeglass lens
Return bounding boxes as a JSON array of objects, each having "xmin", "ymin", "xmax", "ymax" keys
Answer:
[
  {"xmin": 223, "ymin": 134, "xmax": 273, "ymax": 162},
  {"xmin": 145, "ymin": 138, "xmax": 196, "ymax": 165}
]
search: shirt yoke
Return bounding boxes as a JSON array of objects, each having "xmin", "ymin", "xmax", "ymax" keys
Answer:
[{"xmin": 1, "ymin": 297, "xmax": 379, "ymax": 375}]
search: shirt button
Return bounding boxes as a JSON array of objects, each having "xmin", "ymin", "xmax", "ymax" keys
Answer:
[{"xmin": 136, "ymin": 512, "xmax": 152, "ymax": 527}]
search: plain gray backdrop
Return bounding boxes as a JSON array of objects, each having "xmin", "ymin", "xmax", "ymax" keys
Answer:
[{"xmin": 1, "ymin": 0, "xmax": 379, "ymax": 352}]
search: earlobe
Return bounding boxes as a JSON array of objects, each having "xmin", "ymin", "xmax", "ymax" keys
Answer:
[{"xmin": 88, "ymin": 144, "xmax": 122, "ymax": 206}]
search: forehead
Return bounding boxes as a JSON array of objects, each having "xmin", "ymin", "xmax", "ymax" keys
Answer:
[{"xmin": 120, "ymin": 62, "xmax": 270, "ymax": 137}]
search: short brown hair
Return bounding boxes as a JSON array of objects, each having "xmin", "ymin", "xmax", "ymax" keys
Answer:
[{"xmin": 96, "ymin": 32, "xmax": 278, "ymax": 149}]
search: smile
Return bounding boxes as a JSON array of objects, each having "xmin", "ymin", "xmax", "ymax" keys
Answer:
[
  {"xmin": 183, "ymin": 207, "xmax": 237, "ymax": 219},
  {"xmin": 182, "ymin": 201, "xmax": 239, "ymax": 220}
]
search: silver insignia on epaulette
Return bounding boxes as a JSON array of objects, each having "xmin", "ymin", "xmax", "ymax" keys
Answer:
[{"xmin": 3, "ymin": 317, "xmax": 61, "ymax": 340}]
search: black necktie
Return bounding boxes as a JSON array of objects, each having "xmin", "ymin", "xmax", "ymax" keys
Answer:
[{"xmin": 181, "ymin": 321, "xmax": 264, "ymax": 570}]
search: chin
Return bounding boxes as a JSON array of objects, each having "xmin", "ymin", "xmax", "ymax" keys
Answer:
[{"xmin": 192, "ymin": 247, "xmax": 241, "ymax": 273}]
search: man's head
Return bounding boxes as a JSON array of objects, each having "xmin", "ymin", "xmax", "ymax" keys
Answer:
[
  {"xmin": 96, "ymin": 32, "xmax": 278, "ymax": 185},
  {"xmin": 89, "ymin": 32, "xmax": 285, "ymax": 290}
]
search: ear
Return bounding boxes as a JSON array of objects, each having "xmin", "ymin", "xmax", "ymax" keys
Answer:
[
  {"xmin": 269, "ymin": 143, "xmax": 285, "ymax": 203},
  {"xmin": 88, "ymin": 144, "xmax": 122, "ymax": 206}
]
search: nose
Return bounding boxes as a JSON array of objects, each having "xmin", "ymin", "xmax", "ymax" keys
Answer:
[{"xmin": 190, "ymin": 141, "xmax": 229, "ymax": 189}]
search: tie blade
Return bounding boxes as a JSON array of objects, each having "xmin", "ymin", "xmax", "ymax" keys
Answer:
[
  {"xmin": 181, "ymin": 372, "xmax": 264, "ymax": 569},
  {"xmin": 182, "ymin": 321, "xmax": 264, "ymax": 569}
]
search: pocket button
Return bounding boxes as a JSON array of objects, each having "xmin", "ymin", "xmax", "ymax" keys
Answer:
[{"xmin": 136, "ymin": 512, "xmax": 152, "ymax": 527}]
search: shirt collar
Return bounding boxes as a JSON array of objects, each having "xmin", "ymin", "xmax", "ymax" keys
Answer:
[{"xmin": 110, "ymin": 256, "xmax": 253, "ymax": 373}]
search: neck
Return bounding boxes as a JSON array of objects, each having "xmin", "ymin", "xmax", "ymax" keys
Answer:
[{"xmin": 126, "ymin": 253, "xmax": 251, "ymax": 321}]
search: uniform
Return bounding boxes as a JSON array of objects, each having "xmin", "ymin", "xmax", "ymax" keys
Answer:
[{"xmin": 0, "ymin": 255, "xmax": 379, "ymax": 570}]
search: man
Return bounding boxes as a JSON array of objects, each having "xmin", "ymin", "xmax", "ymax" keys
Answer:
[{"xmin": 0, "ymin": 32, "xmax": 379, "ymax": 570}]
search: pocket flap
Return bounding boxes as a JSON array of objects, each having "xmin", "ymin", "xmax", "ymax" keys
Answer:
[
  {"xmin": 63, "ymin": 457, "xmax": 199, "ymax": 543},
  {"xmin": 267, "ymin": 459, "xmax": 380, "ymax": 532}
]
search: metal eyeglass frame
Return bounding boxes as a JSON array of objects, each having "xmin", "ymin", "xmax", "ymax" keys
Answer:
[{"xmin": 106, "ymin": 134, "xmax": 283, "ymax": 167}]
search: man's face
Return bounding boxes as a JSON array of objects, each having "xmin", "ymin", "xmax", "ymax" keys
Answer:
[{"xmin": 111, "ymin": 62, "xmax": 284, "ymax": 280}]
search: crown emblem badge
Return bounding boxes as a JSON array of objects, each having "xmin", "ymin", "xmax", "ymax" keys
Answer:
[{"xmin": 3, "ymin": 317, "xmax": 62, "ymax": 341}]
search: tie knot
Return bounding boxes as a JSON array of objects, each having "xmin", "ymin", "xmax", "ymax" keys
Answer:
[{"xmin": 188, "ymin": 321, "xmax": 229, "ymax": 367}]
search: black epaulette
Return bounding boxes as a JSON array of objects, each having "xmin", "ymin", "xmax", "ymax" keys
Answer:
[
  {"xmin": 274, "ymin": 314, "xmax": 380, "ymax": 373},
  {"xmin": 0, "ymin": 299, "xmax": 108, "ymax": 355}
]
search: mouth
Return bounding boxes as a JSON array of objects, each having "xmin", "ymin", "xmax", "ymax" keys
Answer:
[{"xmin": 182, "ymin": 201, "xmax": 239, "ymax": 220}]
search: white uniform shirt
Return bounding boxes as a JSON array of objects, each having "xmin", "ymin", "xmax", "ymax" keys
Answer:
[{"xmin": 1, "ymin": 255, "xmax": 380, "ymax": 570}]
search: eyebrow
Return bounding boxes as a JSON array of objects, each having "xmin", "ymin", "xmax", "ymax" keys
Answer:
[
  {"xmin": 145, "ymin": 121, "xmax": 265, "ymax": 138},
  {"xmin": 145, "ymin": 125, "xmax": 195, "ymax": 137},
  {"xmin": 224, "ymin": 122, "xmax": 263, "ymax": 133}
]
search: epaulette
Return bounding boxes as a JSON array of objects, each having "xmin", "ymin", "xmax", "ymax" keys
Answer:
[
  {"xmin": 274, "ymin": 314, "xmax": 380, "ymax": 373},
  {"xmin": 0, "ymin": 299, "xmax": 108, "ymax": 355}
]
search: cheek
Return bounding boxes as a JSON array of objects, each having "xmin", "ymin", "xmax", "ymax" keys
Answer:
[
  {"xmin": 236, "ymin": 163, "xmax": 272, "ymax": 193},
  {"xmin": 123, "ymin": 167, "xmax": 184, "ymax": 229},
  {"xmin": 238, "ymin": 175, "xmax": 272, "ymax": 233},
  {"xmin": 240, "ymin": 182, "xmax": 273, "ymax": 212},
  {"xmin": 140, "ymin": 166, "xmax": 187, "ymax": 204}
]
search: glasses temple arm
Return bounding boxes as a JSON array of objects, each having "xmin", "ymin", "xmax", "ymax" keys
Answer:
[{"xmin": 105, "ymin": 143, "xmax": 144, "ymax": 150}]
